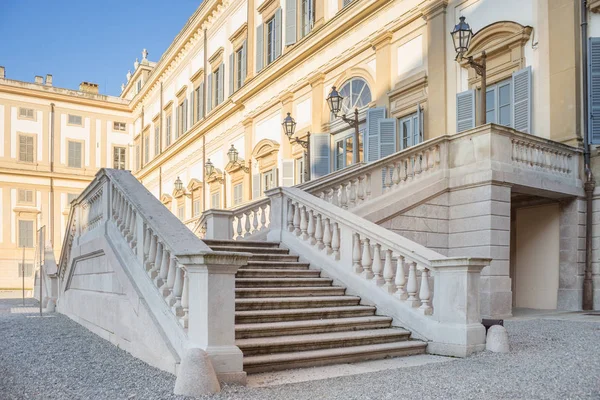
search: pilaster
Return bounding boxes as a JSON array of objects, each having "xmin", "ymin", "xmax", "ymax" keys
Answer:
[
  {"xmin": 371, "ymin": 32, "xmax": 393, "ymax": 108},
  {"xmin": 308, "ymin": 73, "xmax": 326, "ymax": 132},
  {"xmin": 279, "ymin": 91, "xmax": 294, "ymax": 158}
]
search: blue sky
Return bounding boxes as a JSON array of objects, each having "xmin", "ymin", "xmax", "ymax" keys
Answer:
[{"xmin": 0, "ymin": 0, "xmax": 201, "ymax": 96}]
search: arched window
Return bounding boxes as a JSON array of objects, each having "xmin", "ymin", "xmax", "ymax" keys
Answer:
[{"xmin": 337, "ymin": 77, "xmax": 372, "ymax": 115}]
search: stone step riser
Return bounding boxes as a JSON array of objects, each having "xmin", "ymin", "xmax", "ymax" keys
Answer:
[
  {"xmin": 210, "ymin": 246, "xmax": 290, "ymax": 255},
  {"xmin": 235, "ymin": 319, "xmax": 392, "ymax": 339},
  {"xmin": 203, "ymin": 240, "xmax": 281, "ymax": 249},
  {"xmin": 236, "ymin": 270, "xmax": 320, "ymax": 279},
  {"xmin": 235, "ymin": 298, "xmax": 360, "ymax": 311},
  {"xmin": 238, "ymin": 333, "xmax": 411, "ymax": 356},
  {"xmin": 246, "ymin": 255, "xmax": 300, "ymax": 262},
  {"xmin": 235, "ymin": 279, "xmax": 333, "ymax": 288},
  {"xmin": 235, "ymin": 288, "xmax": 346, "ymax": 298},
  {"xmin": 235, "ymin": 308, "xmax": 375, "ymax": 324},
  {"xmin": 241, "ymin": 262, "xmax": 309, "ymax": 270}
]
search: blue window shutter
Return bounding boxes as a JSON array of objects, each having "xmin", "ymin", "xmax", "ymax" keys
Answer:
[
  {"xmin": 416, "ymin": 103, "xmax": 424, "ymax": 142},
  {"xmin": 379, "ymin": 118, "xmax": 397, "ymax": 186},
  {"xmin": 207, "ymin": 73, "xmax": 213, "ymax": 112},
  {"xmin": 282, "ymin": 159, "xmax": 294, "ymax": 186},
  {"xmin": 512, "ymin": 66, "xmax": 532, "ymax": 133},
  {"xmin": 274, "ymin": 8, "xmax": 282, "ymax": 59},
  {"xmin": 310, "ymin": 133, "xmax": 331, "ymax": 179},
  {"xmin": 256, "ymin": 24, "xmax": 264, "ymax": 73},
  {"xmin": 365, "ymin": 107, "xmax": 386, "ymax": 163},
  {"xmin": 183, "ymin": 98, "xmax": 188, "ymax": 132},
  {"xmin": 590, "ymin": 38, "xmax": 600, "ymax": 144},
  {"xmin": 241, "ymin": 40, "xmax": 247, "ymax": 86},
  {"xmin": 229, "ymin": 53, "xmax": 234, "ymax": 96},
  {"xmin": 285, "ymin": 0, "xmax": 297, "ymax": 46},
  {"xmin": 190, "ymin": 92, "xmax": 194, "ymax": 124},
  {"xmin": 456, "ymin": 89, "xmax": 475, "ymax": 133},
  {"xmin": 198, "ymin": 82, "xmax": 204, "ymax": 120},
  {"xmin": 218, "ymin": 63, "xmax": 224, "ymax": 105},
  {"xmin": 252, "ymin": 173, "xmax": 261, "ymax": 199}
]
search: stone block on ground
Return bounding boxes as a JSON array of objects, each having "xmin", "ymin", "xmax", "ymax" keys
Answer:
[
  {"xmin": 486, "ymin": 325, "xmax": 509, "ymax": 353},
  {"xmin": 174, "ymin": 348, "xmax": 221, "ymax": 397}
]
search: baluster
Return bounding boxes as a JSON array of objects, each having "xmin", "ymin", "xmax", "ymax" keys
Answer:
[
  {"xmin": 406, "ymin": 261, "xmax": 419, "ymax": 307},
  {"xmin": 244, "ymin": 211, "xmax": 251, "ymax": 237},
  {"xmin": 392, "ymin": 162, "xmax": 400, "ymax": 187},
  {"xmin": 252, "ymin": 208, "xmax": 259, "ymax": 233},
  {"xmin": 331, "ymin": 187, "xmax": 339, "ymax": 207},
  {"xmin": 287, "ymin": 201, "xmax": 295, "ymax": 232},
  {"xmin": 365, "ymin": 174, "xmax": 372, "ymax": 200},
  {"xmin": 122, "ymin": 205, "xmax": 130, "ymax": 234},
  {"xmin": 348, "ymin": 179, "xmax": 357, "ymax": 208},
  {"xmin": 422, "ymin": 151, "xmax": 429, "ymax": 173},
  {"xmin": 352, "ymin": 233, "xmax": 363, "ymax": 273},
  {"xmin": 418, "ymin": 267, "xmax": 432, "ymax": 315},
  {"xmin": 382, "ymin": 250, "xmax": 395, "ymax": 293},
  {"xmin": 150, "ymin": 241, "xmax": 163, "ymax": 280},
  {"xmin": 146, "ymin": 234, "xmax": 157, "ymax": 271},
  {"xmin": 236, "ymin": 216, "xmax": 243, "ymax": 239},
  {"xmin": 180, "ymin": 270, "xmax": 189, "ymax": 328},
  {"xmin": 293, "ymin": 202, "xmax": 301, "ymax": 235},
  {"xmin": 143, "ymin": 225, "xmax": 151, "ymax": 258},
  {"xmin": 356, "ymin": 176, "xmax": 365, "ymax": 203},
  {"xmin": 395, "ymin": 255, "xmax": 407, "ymax": 299},
  {"xmin": 361, "ymin": 238, "xmax": 373, "ymax": 280},
  {"xmin": 331, "ymin": 222, "xmax": 340, "ymax": 260},
  {"xmin": 128, "ymin": 211, "xmax": 137, "ymax": 246},
  {"xmin": 339, "ymin": 183, "xmax": 348, "ymax": 209},
  {"xmin": 165, "ymin": 256, "xmax": 177, "ymax": 304},
  {"xmin": 307, "ymin": 210, "xmax": 316, "ymax": 245},
  {"xmin": 157, "ymin": 246, "xmax": 170, "ymax": 290},
  {"xmin": 428, "ymin": 148, "xmax": 435, "ymax": 170},
  {"xmin": 384, "ymin": 165, "xmax": 393, "ymax": 192},
  {"xmin": 260, "ymin": 204, "xmax": 267, "ymax": 230},
  {"xmin": 315, "ymin": 214, "xmax": 324, "ymax": 250},
  {"xmin": 171, "ymin": 263, "xmax": 184, "ymax": 316},
  {"xmin": 300, "ymin": 206, "xmax": 308, "ymax": 240},
  {"xmin": 323, "ymin": 218, "xmax": 332, "ymax": 254},
  {"xmin": 371, "ymin": 243, "xmax": 384, "ymax": 286}
]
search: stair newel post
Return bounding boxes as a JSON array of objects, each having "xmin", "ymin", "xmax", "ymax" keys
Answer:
[
  {"xmin": 371, "ymin": 243, "xmax": 384, "ymax": 285},
  {"xmin": 331, "ymin": 222, "xmax": 340, "ymax": 260},
  {"xmin": 293, "ymin": 201, "xmax": 301, "ymax": 236},
  {"xmin": 300, "ymin": 205, "xmax": 309, "ymax": 240},
  {"xmin": 361, "ymin": 238, "xmax": 373, "ymax": 280},
  {"xmin": 394, "ymin": 255, "xmax": 407, "ymax": 299},
  {"xmin": 392, "ymin": 162, "xmax": 400, "ymax": 187},
  {"xmin": 165, "ymin": 255, "xmax": 177, "ymax": 305},
  {"xmin": 349, "ymin": 179, "xmax": 357, "ymax": 208},
  {"xmin": 352, "ymin": 233, "xmax": 363, "ymax": 273},
  {"xmin": 418, "ymin": 266, "xmax": 432, "ymax": 315},
  {"xmin": 158, "ymin": 246, "xmax": 170, "ymax": 290},
  {"xmin": 323, "ymin": 218, "xmax": 332, "ymax": 254},
  {"xmin": 236, "ymin": 216, "xmax": 243, "ymax": 239},
  {"xmin": 244, "ymin": 211, "xmax": 251, "ymax": 237},
  {"xmin": 287, "ymin": 200, "xmax": 295, "ymax": 232},
  {"xmin": 406, "ymin": 261, "xmax": 419, "ymax": 307},
  {"xmin": 339, "ymin": 183, "xmax": 348, "ymax": 209},
  {"xmin": 171, "ymin": 262, "xmax": 184, "ymax": 316},
  {"xmin": 150, "ymin": 241, "xmax": 163, "ymax": 280},
  {"xmin": 383, "ymin": 249, "xmax": 395, "ymax": 293},
  {"xmin": 356, "ymin": 175, "xmax": 365, "ymax": 204},
  {"xmin": 315, "ymin": 213, "xmax": 324, "ymax": 250},
  {"xmin": 146, "ymin": 234, "xmax": 157, "ymax": 271},
  {"xmin": 307, "ymin": 209, "xmax": 316, "ymax": 245},
  {"xmin": 180, "ymin": 269, "xmax": 189, "ymax": 328}
]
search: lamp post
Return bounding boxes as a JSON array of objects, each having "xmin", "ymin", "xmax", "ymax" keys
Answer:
[
  {"xmin": 205, "ymin": 159, "xmax": 226, "ymax": 207},
  {"xmin": 451, "ymin": 16, "xmax": 487, "ymax": 126},
  {"xmin": 327, "ymin": 86, "xmax": 360, "ymax": 163},
  {"xmin": 282, "ymin": 113, "xmax": 310, "ymax": 181}
]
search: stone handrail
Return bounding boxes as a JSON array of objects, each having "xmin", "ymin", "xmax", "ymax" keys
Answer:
[
  {"xmin": 57, "ymin": 168, "xmax": 248, "ymax": 382},
  {"xmin": 267, "ymin": 186, "xmax": 490, "ymax": 356}
]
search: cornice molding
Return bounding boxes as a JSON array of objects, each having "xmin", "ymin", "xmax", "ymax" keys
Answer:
[
  {"xmin": 419, "ymin": 0, "xmax": 448, "ymax": 20},
  {"xmin": 370, "ymin": 31, "xmax": 393, "ymax": 49},
  {"xmin": 229, "ymin": 22, "xmax": 248, "ymax": 45}
]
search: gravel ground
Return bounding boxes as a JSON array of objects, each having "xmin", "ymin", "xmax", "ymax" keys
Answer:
[{"xmin": 1, "ymin": 299, "xmax": 599, "ymax": 400}]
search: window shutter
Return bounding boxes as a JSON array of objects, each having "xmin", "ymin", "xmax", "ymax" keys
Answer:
[
  {"xmin": 590, "ymin": 38, "xmax": 600, "ymax": 144},
  {"xmin": 241, "ymin": 40, "xmax": 247, "ymax": 86},
  {"xmin": 198, "ymin": 82, "xmax": 204, "ymax": 120},
  {"xmin": 512, "ymin": 66, "xmax": 532, "ymax": 134},
  {"xmin": 207, "ymin": 73, "xmax": 213, "ymax": 112},
  {"xmin": 256, "ymin": 24, "xmax": 264, "ymax": 73},
  {"xmin": 274, "ymin": 8, "xmax": 282, "ymax": 59},
  {"xmin": 456, "ymin": 89, "xmax": 475, "ymax": 133},
  {"xmin": 282, "ymin": 159, "xmax": 294, "ymax": 186},
  {"xmin": 365, "ymin": 107, "xmax": 386, "ymax": 163},
  {"xmin": 183, "ymin": 98, "xmax": 188, "ymax": 132},
  {"xmin": 218, "ymin": 63, "xmax": 225, "ymax": 105},
  {"xmin": 417, "ymin": 103, "xmax": 424, "ymax": 143},
  {"xmin": 252, "ymin": 173, "xmax": 261, "ymax": 199},
  {"xmin": 285, "ymin": 0, "xmax": 297, "ymax": 46},
  {"xmin": 310, "ymin": 133, "xmax": 331, "ymax": 179},
  {"xmin": 229, "ymin": 53, "xmax": 235, "ymax": 97},
  {"xmin": 189, "ymin": 92, "xmax": 194, "ymax": 125},
  {"xmin": 379, "ymin": 118, "xmax": 397, "ymax": 186}
]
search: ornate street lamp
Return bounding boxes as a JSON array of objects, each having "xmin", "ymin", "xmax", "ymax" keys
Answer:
[
  {"xmin": 327, "ymin": 87, "xmax": 360, "ymax": 163},
  {"xmin": 227, "ymin": 144, "xmax": 249, "ymax": 173},
  {"xmin": 205, "ymin": 158, "xmax": 226, "ymax": 206},
  {"xmin": 174, "ymin": 176, "xmax": 183, "ymax": 192},
  {"xmin": 451, "ymin": 16, "xmax": 487, "ymax": 126},
  {"xmin": 282, "ymin": 113, "xmax": 310, "ymax": 181},
  {"xmin": 204, "ymin": 159, "xmax": 215, "ymax": 178}
]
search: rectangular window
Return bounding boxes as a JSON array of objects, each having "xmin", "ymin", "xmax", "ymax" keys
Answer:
[
  {"xmin": 18, "ymin": 263, "xmax": 33, "ymax": 278},
  {"xmin": 18, "ymin": 189, "xmax": 34, "ymax": 204},
  {"xmin": 144, "ymin": 134, "xmax": 150, "ymax": 164},
  {"xmin": 485, "ymin": 80, "xmax": 512, "ymax": 127},
  {"xmin": 295, "ymin": 157, "xmax": 305, "ymax": 184},
  {"xmin": 154, "ymin": 126, "xmax": 160, "ymax": 156},
  {"xmin": 113, "ymin": 146, "xmax": 126, "ymax": 170},
  {"xmin": 214, "ymin": 68, "xmax": 221, "ymax": 107},
  {"xmin": 399, "ymin": 113, "xmax": 421, "ymax": 150},
  {"xmin": 18, "ymin": 220, "xmax": 33, "ymax": 248},
  {"xmin": 300, "ymin": 0, "xmax": 314, "ymax": 39},
  {"xmin": 233, "ymin": 183, "xmax": 243, "ymax": 206},
  {"xmin": 193, "ymin": 199, "xmax": 201, "ymax": 217},
  {"xmin": 334, "ymin": 137, "xmax": 354, "ymax": 171},
  {"xmin": 19, "ymin": 135, "xmax": 34, "ymax": 163},
  {"xmin": 67, "ymin": 141, "xmax": 82, "ymax": 168},
  {"xmin": 236, "ymin": 47, "xmax": 244, "ymax": 90},
  {"xmin": 262, "ymin": 169, "xmax": 276, "ymax": 192},
  {"xmin": 68, "ymin": 114, "xmax": 83, "ymax": 126},
  {"xmin": 266, "ymin": 17, "xmax": 276, "ymax": 65},
  {"xmin": 19, "ymin": 107, "xmax": 34, "ymax": 119},
  {"xmin": 113, "ymin": 122, "xmax": 127, "ymax": 131},
  {"xmin": 177, "ymin": 205, "xmax": 185, "ymax": 221},
  {"xmin": 166, "ymin": 114, "xmax": 172, "ymax": 146},
  {"xmin": 211, "ymin": 192, "xmax": 221, "ymax": 209}
]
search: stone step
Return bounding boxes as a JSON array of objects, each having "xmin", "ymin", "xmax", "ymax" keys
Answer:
[
  {"xmin": 235, "ymin": 286, "xmax": 346, "ymax": 299},
  {"xmin": 235, "ymin": 316, "xmax": 393, "ymax": 339},
  {"xmin": 235, "ymin": 296, "xmax": 361, "ymax": 311},
  {"xmin": 246, "ymin": 254, "xmax": 300, "ymax": 262},
  {"xmin": 242, "ymin": 341, "xmax": 428, "ymax": 373},
  {"xmin": 204, "ymin": 239, "xmax": 281, "ymax": 248},
  {"xmin": 236, "ymin": 269, "xmax": 320, "ymax": 279},
  {"xmin": 237, "ymin": 328, "xmax": 411, "ymax": 356},
  {"xmin": 242, "ymin": 261, "xmax": 309, "ymax": 269},
  {"xmin": 235, "ymin": 305, "xmax": 376, "ymax": 324},
  {"xmin": 235, "ymin": 277, "xmax": 333, "ymax": 288},
  {"xmin": 209, "ymin": 245, "xmax": 291, "ymax": 255}
]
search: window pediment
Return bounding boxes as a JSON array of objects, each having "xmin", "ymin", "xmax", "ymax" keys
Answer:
[
  {"xmin": 461, "ymin": 21, "xmax": 533, "ymax": 63},
  {"xmin": 187, "ymin": 178, "xmax": 202, "ymax": 192},
  {"xmin": 161, "ymin": 194, "xmax": 173, "ymax": 205},
  {"xmin": 209, "ymin": 47, "xmax": 224, "ymax": 69}
]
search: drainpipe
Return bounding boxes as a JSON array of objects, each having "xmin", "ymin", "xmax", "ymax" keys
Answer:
[
  {"xmin": 202, "ymin": 28, "xmax": 208, "ymax": 212},
  {"xmin": 49, "ymin": 103, "xmax": 55, "ymax": 248},
  {"xmin": 582, "ymin": 0, "xmax": 595, "ymax": 310}
]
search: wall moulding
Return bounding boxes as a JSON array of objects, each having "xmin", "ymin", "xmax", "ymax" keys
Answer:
[{"xmin": 388, "ymin": 71, "xmax": 428, "ymax": 118}]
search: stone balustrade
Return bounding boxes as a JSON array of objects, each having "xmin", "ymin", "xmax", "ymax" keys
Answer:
[{"xmin": 196, "ymin": 199, "xmax": 271, "ymax": 240}]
